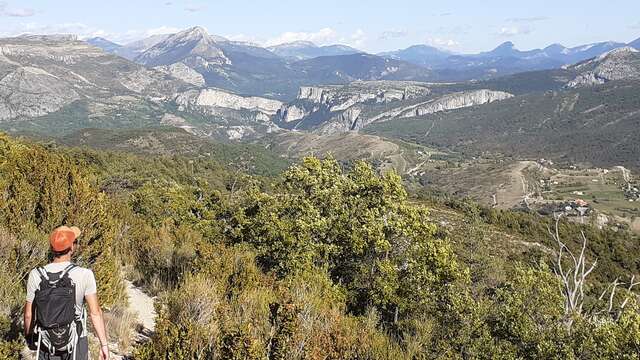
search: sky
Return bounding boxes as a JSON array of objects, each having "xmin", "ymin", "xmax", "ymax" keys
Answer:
[{"xmin": 0, "ymin": 0, "xmax": 639, "ymax": 53}]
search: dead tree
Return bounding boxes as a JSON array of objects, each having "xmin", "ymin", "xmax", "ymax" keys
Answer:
[
  {"xmin": 549, "ymin": 214, "xmax": 597, "ymax": 328},
  {"xmin": 550, "ymin": 213, "xmax": 640, "ymax": 328},
  {"xmin": 596, "ymin": 275, "xmax": 640, "ymax": 320}
]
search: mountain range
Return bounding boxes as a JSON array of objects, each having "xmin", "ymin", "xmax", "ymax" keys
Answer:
[
  {"xmin": 267, "ymin": 41, "xmax": 362, "ymax": 60},
  {"xmin": 2, "ymin": 27, "xmax": 640, "ymax": 171},
  {"xmin": 90, "ymin": 27, "xmax": 435, "ymax": 99},
  {"xmin": 87, "ymin": 27, "xmax": 640, "ymax": 86}
]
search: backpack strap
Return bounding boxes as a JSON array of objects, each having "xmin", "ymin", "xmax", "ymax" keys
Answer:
[
  {"xmin": 36, "ymin": 267, "xmax": 49, "ymax": 281},
  {"xmin": 59, "ymin": 263, "xmax": 77, "ymax": 280},
  {"xmin": 37, "ymin": 264, "xmax": 77, "ymax": 286}
]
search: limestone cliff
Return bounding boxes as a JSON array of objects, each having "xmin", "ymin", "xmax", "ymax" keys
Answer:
[
  {"xmin": 175, "ymin": 88, "xmax": 283, "ymax": 115},
  {"xmin": 399, "ymin": 89, "xmax": 514, "ymax": 118}
]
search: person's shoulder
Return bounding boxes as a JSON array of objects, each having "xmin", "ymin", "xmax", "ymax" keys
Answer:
[
  {"xmin": 70, "ymin": 264, "xmax": 94, "ymax": 276},
  {"xmin": 27, "ymin": 267, "xmax": 40, "ymax": 278}
]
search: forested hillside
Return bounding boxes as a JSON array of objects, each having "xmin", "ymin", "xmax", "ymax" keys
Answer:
[
  {"xmin": 365, "ymin": 80, "xmax": 640, "ymax": 170},
  {"xmin": 1, "ymin": 132, "xmax": 640, "ymax": 358}
]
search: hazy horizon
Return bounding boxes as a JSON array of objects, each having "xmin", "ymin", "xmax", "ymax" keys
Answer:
[{"xmin": 1, "ymin": 0, "xmax": 638, "ymax": 53}]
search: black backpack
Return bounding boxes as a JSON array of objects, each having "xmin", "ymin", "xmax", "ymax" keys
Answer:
[{"xmin": 33, "ymin": 264, "xmax": 80, "ymax": 358}]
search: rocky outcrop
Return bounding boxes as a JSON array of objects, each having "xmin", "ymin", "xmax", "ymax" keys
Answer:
[
  {"xmin": 316, "ymin": 107, "xmax": 363, "ymax": 134},
  {"xmin": 175, "ymin": 88, "xmax": 283, "ymax": 115},
  {"xmin": 312, "ymin": 89, "xmax": 514, "ymax": 135},
  {"xmin": 296, "ymin": 82, "xmax": 431, "ymax": 108},
  {"xmin": 278, "ymin": 82, "xmax": 432, "ymax": 127},
  {"xmin": 298, "ymin": 86, "xmax": 325, "ymax": 102},
  {"xmin": 399, "ymin": 89, "xmax": 514, "ymax": 118},
  {"xmin": 279, "ymin": 104, "xmax": 306, "ymax": 122},
  {"xmin": 567, "ymin": 47, "xmax": 640, "ymax": 88}
]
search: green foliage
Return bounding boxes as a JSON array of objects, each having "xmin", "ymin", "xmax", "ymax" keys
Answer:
[
  {"xmin": 365, "ymin": 81, "xmax": 640, "ymax": 171},
  {"xmin": 2, "ymin": 132, "xmax": 640, "ymax": 358},
  {"xmin": 0, "ymin": 133, "xmax": 127, "ymax": 357}
]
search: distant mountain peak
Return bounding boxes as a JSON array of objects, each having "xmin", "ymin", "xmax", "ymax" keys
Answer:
[
  {"xmin": 544, "ymin": 43, "xmax": 567, "ymax": 51},
  {"xmin": 183, "ymin": 26, "xmax": 208, "ymax": 37},
  {"xmin": 268, "ymin": 41, "xmax": 360, "ymax": 60},
  {"xmin": 495, "ymin": 41, "xmax": 516, "ymax": 51},
  {"xmin": 135, "ymin": 26, "xmax": 230, "ymax": 67},
  {"xmin": 287, "ymin": 40, "xmax": 318, "ymax": 47},
  {"xmin": 171, "ymin": 26, "xmax": 211, "ymax": 43}
]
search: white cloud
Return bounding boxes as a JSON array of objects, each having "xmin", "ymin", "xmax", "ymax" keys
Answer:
[
  {"xmin": 265, "ymin": 28, "xmax": 338, "ymax": 47},
  {"xmin": 0, "ymin": 1, "xmax": 37, "ymax": 17},
  {"xmin": 225, "ymin": 33, "xmax": 264, "ymax": 45},
  {"xmin": 631, "ymin": 22, "xmax": 640, "ymax": 30},
  {"xmin": 144, "ymin": 26, "xmax": 180, "ymax": 36},
  {"xmin": 349, "ymin": 29, "xmax": 366, "ymax": 47},
  {"xmin": 379, "ymin": 29, "xmax": 408, "ymax": 40},
  {"xmin": 0, "ymin": 22, "xmax": 182, "ymax": 45},
  {"xmin": 497, "ymin": 26, "xmax": 532, "ymax": 37},
  {"xmin": 506, "ymin": 16, "xmax": 549, "ymax": 23},
  {"xmin": 426, "ymin": 37, "xmax": 459, "ymax": 48},
  {"xmin": 10, "ymin": 22, "xmax": 99, "ymax": 37},
  {"xmin": 106, "ymin": 26, "xmax": 180, "ymax": 43}
]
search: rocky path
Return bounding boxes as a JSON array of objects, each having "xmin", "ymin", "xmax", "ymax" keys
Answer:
[
  {"xmin": 125, "ymin": 281, "xmax": 156, "ymax": 334},
  {"xmin": 109, "ymin": 281, "xmax": 156, "ymax": 359}
]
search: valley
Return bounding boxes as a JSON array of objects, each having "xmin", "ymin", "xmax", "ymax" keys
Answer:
[
  {"xmin": 1, "ymin": 9, "xmax": 640, "ymax": 358},
  {"xmin": 2, "ymin": 29, "xmax": 640, "ymax": 235}
]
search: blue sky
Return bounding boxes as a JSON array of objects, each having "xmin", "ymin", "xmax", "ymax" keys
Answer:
[{"xmin": 1, "ymin": 0, "xmax": 639, "ymax": 53}]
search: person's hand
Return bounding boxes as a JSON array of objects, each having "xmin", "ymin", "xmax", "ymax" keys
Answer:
[{"xmin": 99, "ymin": 344, "xmax": 110, "ymax": 360}]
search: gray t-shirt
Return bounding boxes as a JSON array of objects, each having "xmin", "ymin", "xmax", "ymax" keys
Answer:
[{"xmin": 26, "ymin": 261, "xmax": 97, "ymax": 336}]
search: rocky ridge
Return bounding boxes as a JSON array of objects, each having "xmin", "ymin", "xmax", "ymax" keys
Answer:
[
  {"xmin": 566, "ymin": 47, "xmax": 640, "ymax": 87},
  {"xmin": 276, "ymin": 82, "xmax": 514, "ymax": 134},
  {"xmin": 0, "ymin": 35, "xmax": 291, "ymax": 141},
  {"xmin": 0, "ymin": 35, "xmax": 189, "ymax": 122}
]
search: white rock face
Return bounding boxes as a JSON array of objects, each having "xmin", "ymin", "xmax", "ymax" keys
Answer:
[
  {"xmin": 566, "ymin": 73, "xmax": 606, "ymax": 88},
  {"xmin": 330, "ymin": 94, "xmax": 377, "ymax": 112},
  {"xmin": 313, "ymin": 89, "xmax": 514, "ymax": 135},
  {"xmin": 567, "ymin": 47, "xmax": 640, "ymax": 88},
  {"xmin": 400, "ymin": 89, "xmax": 514, "ymax": 118},
  {"xmin": 176, "ymin": 88, "xmax": 283, "ymax": 115},
  {"xmin": 226, "ymin": 125, "xmax": 255, "ymax": 140},
  {"xmin": 280, "ymin": 104, "xmax": 306, "ymax": 122},
  {"xmin": 298, "ymin": 86, "xmax": 325, "ymax": 102},
  {"xmin": 155, "ymin": 62, "xmax": 205, "ymax": 87},
  {"xmin": 317, "ymin": 107, "xmax": 363, "ymax": 134},
  {"xmin": 279, "ymin": 82, "xmax": 433, "ymax": 126}
]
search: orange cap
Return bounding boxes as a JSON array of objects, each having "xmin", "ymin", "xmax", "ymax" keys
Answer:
[{"xmin": 49, "ymin": 226, "xmax": 81, "ymax": 252}]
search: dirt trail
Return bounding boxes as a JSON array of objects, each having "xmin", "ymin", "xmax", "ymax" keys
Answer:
[
  {"xmin": 125, "ymin": 281, "xmax": 156, "ymax": 333},
  {"xmin": 109, "ymin": 281, "xmax": 156, "ymax": 359},
  {"xmin": 495, "ymin": 161, "xmax": 536, "ymax": 209}
]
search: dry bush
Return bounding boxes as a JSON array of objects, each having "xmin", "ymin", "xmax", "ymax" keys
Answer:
[{"xmin": 103, "ymin": 305, "xmax": 138, "ymax": 354}]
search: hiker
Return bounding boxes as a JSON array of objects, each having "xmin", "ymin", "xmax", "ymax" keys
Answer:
[{"xmin": 23, "ymin": 226, "xmax": 109, "ymax": 360}]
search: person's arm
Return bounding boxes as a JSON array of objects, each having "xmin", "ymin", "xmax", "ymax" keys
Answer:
[
  {"xmin": 86, "ymin": 293, "xmax": 109, "ymax": 360},
  {"xmin": 23, "ymin": 301, "xmax": 33, "ymax": 336},
  {"xmin": 24, "ymin": 269, "xmax": 38, "ymax": 337}
]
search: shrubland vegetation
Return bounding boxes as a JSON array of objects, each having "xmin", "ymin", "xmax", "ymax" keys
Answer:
[
  {"xmin": 365, "ymin": 81, "xmax": 640, "ymax": 171},
  {"xmin": 1, "ymin": 132, "xmax": 640, "ymax": 358}
]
